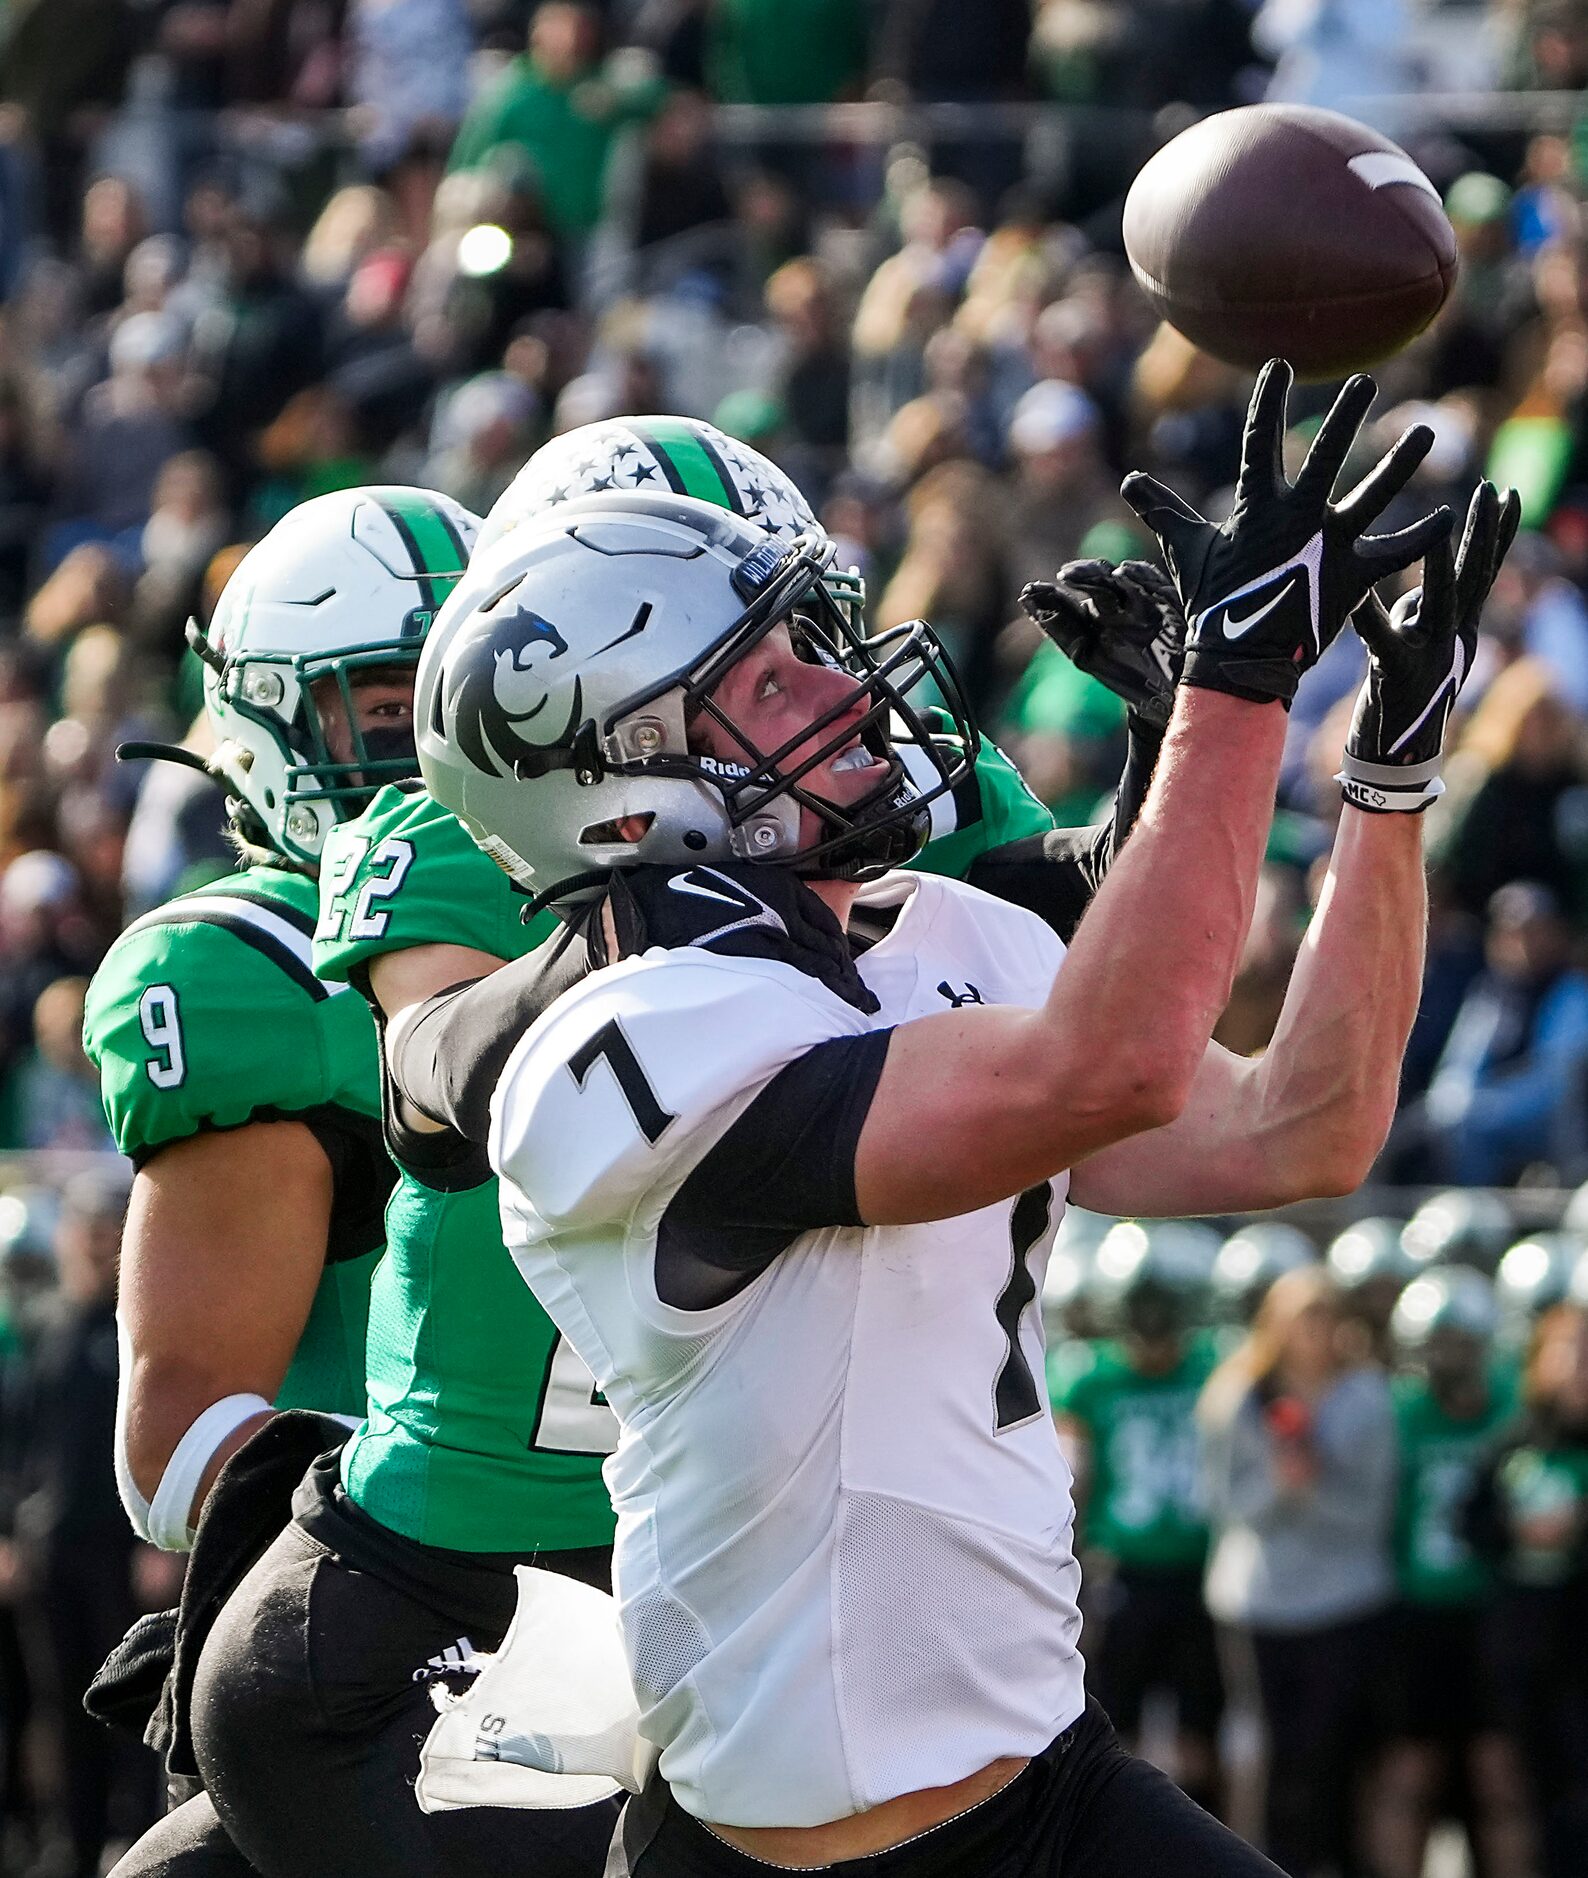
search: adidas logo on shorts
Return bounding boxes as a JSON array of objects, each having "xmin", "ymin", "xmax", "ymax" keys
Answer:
[{"xmin": 412, "ymin": 1636, "xmax": 485, "ymax": 1683}]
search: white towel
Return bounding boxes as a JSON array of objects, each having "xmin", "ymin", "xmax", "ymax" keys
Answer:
[{"xmin": 416, "ymin": 1565, "xmax": 658, "ymax": 1813}]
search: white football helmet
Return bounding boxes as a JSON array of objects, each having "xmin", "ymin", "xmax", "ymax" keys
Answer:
[
  {"xmin": 480, "ymin": 415, "xmax": 865, "ymax": 625},
  {"xmin": 193, "ymin": 487, "xmax": 480, "ymax": 866},
  {"xmin": 416, "ymin": 491, "xmax": 973, "ymax": 907}
]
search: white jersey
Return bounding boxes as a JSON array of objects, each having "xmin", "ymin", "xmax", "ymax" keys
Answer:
[{"xmin": 488, "ymin": 870, "xmax": 1085, "ymax": 1828}]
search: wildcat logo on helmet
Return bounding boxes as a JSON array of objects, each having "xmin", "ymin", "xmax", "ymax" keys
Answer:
[{"xmin": 447, "ymin": 607, "xmax": 583, "ymax": 780}]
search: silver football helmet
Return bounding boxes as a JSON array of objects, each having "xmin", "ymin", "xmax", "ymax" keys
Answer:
[
  {"xmin": 416, "ymin": 491, "xmax": 973, "ymax": 905},
  {"xmin": 1391, "ymin": 1266, "xmax": 1500, "ymax": 1356},
  {"xmin": 480, "ymin": 414, "xmax": 866, "ymax": 626}
]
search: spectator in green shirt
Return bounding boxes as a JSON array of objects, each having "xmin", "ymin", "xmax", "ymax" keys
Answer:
[{"xmin": 448, "ymin": 3, "xmax": 665, "ymax": 242}]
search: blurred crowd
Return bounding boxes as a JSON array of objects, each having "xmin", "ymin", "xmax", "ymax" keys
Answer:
[
  {"xmin": 2, "ymin": 0, "xmax": 1588, "ymax": 1871},
  {"xmin": 1043, "ymin": 1194, "xmax": 1588, "ymax": 1878},
  {"xmin": 2, "ymin": 1, "xmax": 1588, "ymax": 1183}
]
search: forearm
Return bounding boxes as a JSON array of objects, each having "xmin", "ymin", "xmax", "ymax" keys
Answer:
[
  {"xmin": 1245, "ymin": 807, "xmax": 1427, "ymax": 1199},
  {"xmin": 1034, "ymin": 688, "xmax": 1285, "ymax": 1111},
  {"xmin": 859, "ymin": 690, "xmax": 1284, "ymax": 1221},
  {"xmin": 118, "ymin": 1352, "xmax": 278, "ymax": 1547},
  {"xmin": 384, "ymin": 930, "xmax": 590, "ymax": 1143},
  {"xmin": 117, "ymin": 1127, "xmax": 334, "ymax": 1544}
]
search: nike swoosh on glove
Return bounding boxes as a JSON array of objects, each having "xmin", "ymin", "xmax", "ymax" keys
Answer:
[
  {"xmin": 1018, "ymin": 558, "xmax": 1186, "ymax": 731},
  {"xmin": 1338, "ymin": 481, "xmax": 1521, "ymax": 813},
  {"xmin": 1121, "ymin": 359, "xmax": 1454, "ymax": 707}
]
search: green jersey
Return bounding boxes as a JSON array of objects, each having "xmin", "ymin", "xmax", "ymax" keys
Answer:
[
  {"xmin": 316, "ymin": 786, "xmax": 616, "ymax": 1551},
  {"xmin": 905, "ymin": 711, "xmax": 1056, "ymax": 879},
  {"xmin": 1392, "ymin": 1368, "xmax": 1517, "ymax": 1608},
  {"xmin": 1048, "ymin": 1335, "xmax": 1215, "ymax": 1570},
  {"xmin": 83, "ymin": 865, "xmax": 387, "ymax": 1417},
  {"xmin": 314, "ymin": 732, "xmax": 1056, "ymax": 1553}
]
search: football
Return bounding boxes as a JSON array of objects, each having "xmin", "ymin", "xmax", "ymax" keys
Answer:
[{"xmin": 1122, "ymin": 104, "xmax": 1459, "ymax": 380}]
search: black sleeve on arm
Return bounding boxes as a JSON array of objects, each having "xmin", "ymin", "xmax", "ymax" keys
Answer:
[
  {"xmin": 965, "ymin": 711, "xmax": 1165, "ymax": 942},
  {"xmin": 1110, "ymin": 709, "xmax": 1165, "ymax": 852},
  {"xmin": 385, "ymin": 928, "xmax": 591, "ymax": 1147},
  {"xmin": 655, "ymin": 1027, "xmax": 894, "ymax": 1311}
]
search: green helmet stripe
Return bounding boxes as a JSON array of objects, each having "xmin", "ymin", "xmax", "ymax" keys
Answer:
[
  {"xmin": 633, "ymin": 419, "xmax": 742, "ymax": 512},
  {"xmin": 380, "ymin": 493, "xmax": 468, "ymax": 630}
]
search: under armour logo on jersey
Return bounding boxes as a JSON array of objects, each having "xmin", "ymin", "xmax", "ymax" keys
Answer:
[{"xmin": 938, "ymin": 980, "xmax": 985, "ymax": 1008}]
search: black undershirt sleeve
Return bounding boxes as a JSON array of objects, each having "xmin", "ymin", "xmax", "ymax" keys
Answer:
[
  {"xmin": 385, "ymin": 929, "xmax": 590, "ymax": 1147},
  {"xmin": 656, "ymin": 1027, "xmax": 894, "ymax": 1310},
  {"xmin": 965, "ymin": 710, "xmax": 1164, "ymax": 942}
]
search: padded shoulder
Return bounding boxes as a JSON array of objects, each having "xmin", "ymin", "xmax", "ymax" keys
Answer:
[
  {"xmin": 490, "ymin": 948, "xmax": 869, "ymax": 1237},
  {"xmin": 84, "ymin": 871, "xmax": 365, "ymax": 1161},
  {"xmin": 314, "ymin": 784, "xmax": 529, "ymax": 981}
]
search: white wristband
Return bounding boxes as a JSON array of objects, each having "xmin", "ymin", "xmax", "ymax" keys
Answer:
[
  {"xmin": 114, "ymin": 1314, "xmax": 152, "ymax": 1540},
  {"xmin": 1336, "ymin": 755, "xmax": 1446, "ymax": 814},
  {"xmin": 146, "ymin": 1392, "xmax": 273, "ymax": 1551}
]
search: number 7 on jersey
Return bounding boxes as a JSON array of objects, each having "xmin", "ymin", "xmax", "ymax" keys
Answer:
[{"xmin": 567, "ymin": 1019, "xmax": 676, "ymax": 1145}]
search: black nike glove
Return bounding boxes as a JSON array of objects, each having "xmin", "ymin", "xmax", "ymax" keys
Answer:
[
  {"xmin": 1338, "ymin": 481, "xmax": 1521, "ymax": 814},
  {"xmin": 1121, "ymin": 359, "xmax": 1454, "ymax": 708},
  {"xmin": 1018, "ymin": 558, "xmax": 1185, "ymax": 731}
]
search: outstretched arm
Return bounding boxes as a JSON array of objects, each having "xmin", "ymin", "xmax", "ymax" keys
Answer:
[
  {"xmin": 858, "ymin": 367, "xmax": 1448, "ymax": 1224},
  {"xmin": 1069, "ymin": 806, "xmax": 1425, "ymax": 1214},
  {"xmin": 1073, "ymin": 480, "xmax": 1519, "ymax": 1218},
  {"xmin": 969, "ymin": 555, "xmax": 1179, "ymax": 940},
  {"xmin": 857, "ymin": 685, "xmax": 1287, "ymax": 1222}
]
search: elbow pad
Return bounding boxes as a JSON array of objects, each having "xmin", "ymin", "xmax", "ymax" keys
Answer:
[
  {"xmin": 113, "ymin": 1316, "xmax": 153, "ymax": 1541},
  {"xmin": 146, "ymin": 1394, "xmax": 274, "ymax": 1551}
]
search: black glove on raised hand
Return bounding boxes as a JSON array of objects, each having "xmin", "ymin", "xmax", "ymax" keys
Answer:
[
  {"xmin": 1121, "ymin": 360, "xmax": 1453, "ymax": 707},
  {"xmin": 1338, "ymin": 481, "xmax": 1521, "ymax": 814},
  {"xmin": 1018, "ymin": 557, "xmax": 1186, "ymax": 730}
]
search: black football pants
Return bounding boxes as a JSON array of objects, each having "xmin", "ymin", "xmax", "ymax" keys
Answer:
[
  {"xmin": 615, "ymin": 1700, "xmax": 1288, "ymax": 1878},
  {"xmin": 185, "ymin": 1519, "xmax": 621, "ymax": 1878},
  {"xmin": 109, "ymin": 1790, "xmax": 257, "ymax": 1877}
]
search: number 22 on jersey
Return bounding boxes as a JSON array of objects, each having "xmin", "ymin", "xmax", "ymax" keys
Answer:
[{"xmin": 316, "ymin": 835, "xmax": 415, "ymax": 945}]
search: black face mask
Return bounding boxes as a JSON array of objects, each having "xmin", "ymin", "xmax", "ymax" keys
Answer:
[{"xmin": 358, "ymin": 723, "xmax": 418, "ymax": 772}]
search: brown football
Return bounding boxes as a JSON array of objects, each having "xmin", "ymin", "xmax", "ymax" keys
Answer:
[{"xmin": 1122, "ymin": 104, "xmax": 1458, "ymax": 380}]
